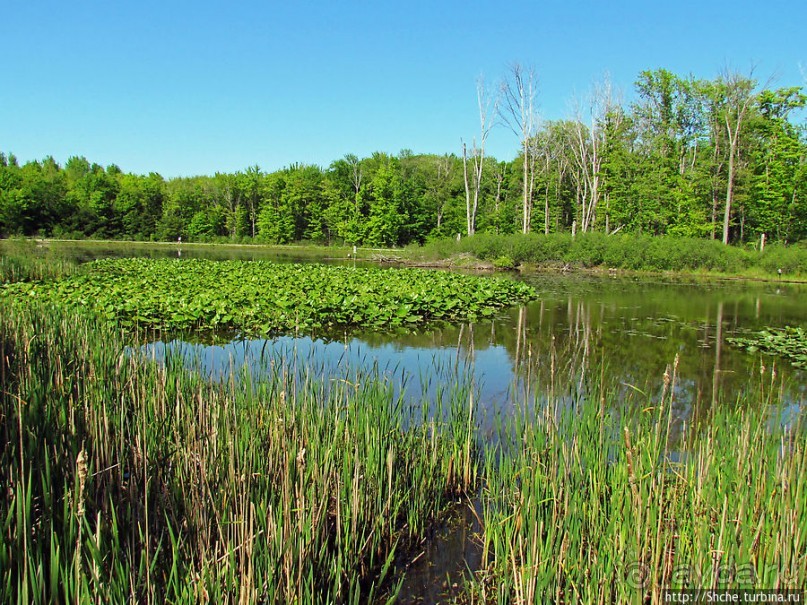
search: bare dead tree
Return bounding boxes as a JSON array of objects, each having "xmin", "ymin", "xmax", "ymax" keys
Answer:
[
  {"xmin": 569, "ymin": 75, "xmax": 621, "ymax": 233},
  {"xmin": 344, "ymin": 153, "xmax": 363, "ymax": 214},
  {"xmin": 462, "ymin": 77, "xmax": 497, "ymax": 236},
  {"xmin": 498, "ymin": 63, "xmax": 538, "ymax": 234}
]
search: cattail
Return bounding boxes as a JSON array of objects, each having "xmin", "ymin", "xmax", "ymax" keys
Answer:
[
  {"xmin": 623, "ymin": 427, "xmax": 637, "ymax": 491},
  {"xmin": 74, "ymin": 446, "xmax": 88, "ymax": 605},
  {"xmin": 76, "ymin": 447, "xmax": 88, "ymax": 520}
]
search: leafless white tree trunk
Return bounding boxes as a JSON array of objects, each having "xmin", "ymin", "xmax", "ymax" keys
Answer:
[
  {"xmin": 569, "ymin": 75, "xmax": 621, "ymax": 233},
  {"xmin": 344, "ymin": 153, "xmax": 363, "ymax": 214},
  {"xmin": 718, "ymin": 70, "xmax": 756, "ymax": 245},
  {"xmin": 499, "ymin": 63, "xmax": 538, "ymax": 234},
  {"xmin": 462, "ymin": 77, "xmax": 496, "ymax": 236}
]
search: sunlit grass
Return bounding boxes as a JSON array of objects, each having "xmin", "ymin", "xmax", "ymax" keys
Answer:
[
  {"xmin": 0, "ymin": 302, "xmax": 478, "ymax": 603},
  {"xmin": 414, "ymin": 233, "xmax": 807, "ymax": 279},
  {"xmin": 470, "ymin": 357, "xmax": 806, "ymax": 603}
]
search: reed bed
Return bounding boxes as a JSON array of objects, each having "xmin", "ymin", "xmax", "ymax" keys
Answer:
[
  {"xmin": 0, "ymin": 302, "xmax": 478, "ymax": 603},
  {"xmin": 0, "ymin": 248, "xmax": 79, "ymax": 283},
  {"xmin": 471, "ymin": 358, "xmax": 806, "ymax": 604}
]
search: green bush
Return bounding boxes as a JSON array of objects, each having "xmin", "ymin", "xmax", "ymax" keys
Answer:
[
  {"xmin": 758, "ymin": 244, "xmax": 807, "ymax": 276},
  {"xmin": 492, "ymin": 255, "xmax": 517, "ymax": 270},
  {"xmin": 568, "ymin": 232, "xmax": 608, "ymax": 267}
]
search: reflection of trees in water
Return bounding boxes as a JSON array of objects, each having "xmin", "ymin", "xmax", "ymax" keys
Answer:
[
  {"xmin": 712, "ymin": 300, "xmax": 723, "ymax": 408},
  {"xmin": 350, "ymin": 291, "xmax": 803, "ymax": 435},
  {"xmin": 493, "ymin": 296, "xmax": 802, "ymax": 429}
]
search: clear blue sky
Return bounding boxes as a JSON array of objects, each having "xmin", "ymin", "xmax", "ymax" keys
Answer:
[{"xmin": 2, "ymin": 0, "xmax": 804, "ymax": 177}]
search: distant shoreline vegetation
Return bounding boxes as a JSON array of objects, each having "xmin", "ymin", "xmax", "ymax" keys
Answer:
[
  {"xmin": 2, "ymin": 234, "xmax": 805, "ymax": 280},
  {"xmin": 417, "ymin": 232, "xmax": 807, "ymax": 277}
]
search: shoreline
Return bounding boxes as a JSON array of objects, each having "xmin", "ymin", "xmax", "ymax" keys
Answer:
[{"xmin": 3, "ymin": 236, "xmax": 806, "ymax": 285}]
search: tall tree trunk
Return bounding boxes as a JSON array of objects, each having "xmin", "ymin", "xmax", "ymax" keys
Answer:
[
  {"xmin": 522, "ymin": 138, "xmax": 531, "ymax": 233},
  {"xmin": 722, "ymin": 147, "xmax": 735, "ymax": 245},
  {"xmin": 717, "ymin": 69, "xmax": 756, "ymax": 245},
  {"xmin": 462, "ymin": 142, "xmax": 473, "ymax": 236},
  {"xmin": 544, "ymin": 169, "xmax": 550, "ymax": 236}
]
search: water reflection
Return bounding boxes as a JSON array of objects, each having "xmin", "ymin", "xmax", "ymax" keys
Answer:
[
  {"xmin": 142, "ymin": 332, "xmax": 512, "ymax": 437},
  {"xmin": 140, "ymin": 275, "xmax": 806, "ymax": 439},
  {"xmin": 40, "ymin": 240, "xmax": 369, "ymax": 266}
]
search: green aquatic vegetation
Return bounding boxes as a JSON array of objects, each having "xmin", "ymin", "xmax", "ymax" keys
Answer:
[
  {"xmin": 0, "ymin": 302, "xmax": 478, "ymax": 603},
  {"xmin": 728, "ymin": 326, "xmax": 807, "ymax": 368},
  {"xmin": 0, "ymin": 257, "xmax": 537, "ymax": 334},
  {"xmin": 0, "ymin": 241, "xmax": 79, "ymax": 283},
  {"xmin": 471, "ymin": 360, "xmax": 807, "ymax": 603}
]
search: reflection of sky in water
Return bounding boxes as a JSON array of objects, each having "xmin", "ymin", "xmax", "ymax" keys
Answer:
[
  {"xmin": 141, "ymin": 332, "xmax": 805, "ymax": 446},
  {"xmin": 141, "ymin": 336, "xmax": 518, "ymax": 432}
]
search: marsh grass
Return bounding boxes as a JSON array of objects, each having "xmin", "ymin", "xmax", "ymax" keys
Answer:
[
  {"xmin": 0, "ymin": 302, "xmax": 478, "ymax": 603},
  {"xmin": 0, "ymin": 239, "xmax": 79, "ymax": 283},
  {"xmin": 471, "ymin": 357, "xmax": 806, "ymax": 604}
]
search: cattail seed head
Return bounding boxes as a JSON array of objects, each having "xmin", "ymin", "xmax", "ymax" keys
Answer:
[{"xmin": 76, "ymin": 447, "xmax": 88, "ymax": 519}]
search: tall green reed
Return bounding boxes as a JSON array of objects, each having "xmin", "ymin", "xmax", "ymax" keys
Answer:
[
  {"xmin": 471, "ymin": 356, "xmax": 806, "ymax": 604},
  {"xmin": 0, "ymin": 239, "xmax": 79, "ymax": 283},
  {"xmin": 0, "ymin": 301, "xmax": 479, "ymax": 603},
  {"xmin": 471, "ymin": 352, "xmax": 807, "ymax": 603}
]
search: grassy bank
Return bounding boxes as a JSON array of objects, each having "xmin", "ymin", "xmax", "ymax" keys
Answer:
[
  {"xmin": 0, "ymin": 303, "xmax": 478, "ymax": 603},
  {"xmin": 416, "ymin": 233, "xmax": 807, "ymax": 279},
  {"xmin": 0, "ymin": 239, "xmax": 80, "ymax": 282}
]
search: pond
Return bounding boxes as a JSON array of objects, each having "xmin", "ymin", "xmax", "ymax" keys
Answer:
[
  {"xmin": 137, "ymin": 268, "xmax": 805, "ymax": 604},
  {"xmin": 32, "ymin": 241, "xmax": 805, "ymax": 429},
  {"xmin": 140, "ymin": 272, "xmax": 806, "ymax": 433},
  {"xmin": 17, "ymin": 241, "xmax": 807, "ymax": 603}
]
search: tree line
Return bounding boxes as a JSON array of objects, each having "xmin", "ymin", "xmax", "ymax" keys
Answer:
[{"xmin": 1, "ymin": 67, "xmax": 805, "ymax": 246}]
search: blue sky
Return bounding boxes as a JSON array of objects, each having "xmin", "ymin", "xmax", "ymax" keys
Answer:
[{"xmin": 2, "ymin": 0, "xmax": 804, "ymax": 177}]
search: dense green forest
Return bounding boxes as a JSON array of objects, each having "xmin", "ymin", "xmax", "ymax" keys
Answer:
[{"xmin": 2, "ymin": 68, "xmax": 805, "ymax": 246}]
